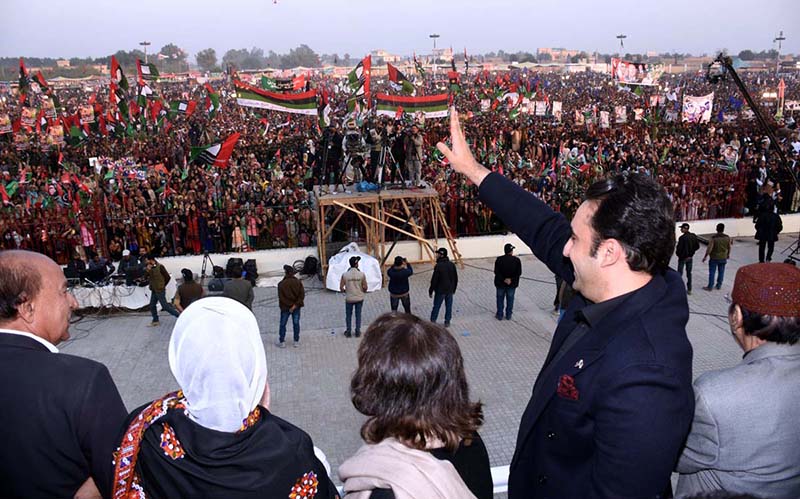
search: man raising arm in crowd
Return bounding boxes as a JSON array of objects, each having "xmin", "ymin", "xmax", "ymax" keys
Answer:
[{"xmin": 437, "ymin": 110, "xmax": 694, "ymax": 498}]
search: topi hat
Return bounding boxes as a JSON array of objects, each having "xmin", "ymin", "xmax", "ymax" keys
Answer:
[{"xmin": 731, "ymin": 263, "xmax": 800, "ymax": 317}]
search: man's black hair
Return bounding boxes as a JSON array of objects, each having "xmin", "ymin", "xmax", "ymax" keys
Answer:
[{"xmin": 585, "ymin": 173, "xmax": 675, "ymax": 275}]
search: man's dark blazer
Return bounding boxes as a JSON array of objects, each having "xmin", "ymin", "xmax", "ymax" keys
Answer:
[
  {"xmin": 479, "ymin": 173, "xmax": 694, "ymax": 498},
  {"xmin": 0, "ymin": 332, "xmax": 128, "ymax": 499}
]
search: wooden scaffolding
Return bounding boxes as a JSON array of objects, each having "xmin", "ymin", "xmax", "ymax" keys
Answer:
[{"xmin": 314, "ymin": 186, "xmax": 462, "ymax": 277}]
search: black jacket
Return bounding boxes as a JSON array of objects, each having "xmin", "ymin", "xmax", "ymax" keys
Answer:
[
  {"xmin": 675, "ymin": 232, "xmax": 700, "ymax": 259},
  {"xmin": 0, "ymin": 333, "xmax": 128, "ymax": 499},
  {"xmin": 429, "ymin": 257, "xmax": 458, "ymax": 295},
  {"xmin": 755, "ymin": 211, "xmax": 783, "ymax": 242},
  {"xmin": 478, "ymin": 172, "xmax": 693, "ymax": 499},
  {"xmin": 494, "ymin": 254, "xmax": 522, "ymax": 288},
  {"xmin": 387, "ymin": 263, "xmax": 413, "ymax": 295}
]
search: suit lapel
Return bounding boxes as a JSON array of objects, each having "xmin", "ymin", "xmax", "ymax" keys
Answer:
[{"xmin": 511, "ymin": 275, "xmax": 669, "ymax": 468}]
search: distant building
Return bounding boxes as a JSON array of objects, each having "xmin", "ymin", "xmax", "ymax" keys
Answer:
[
  {"xmin": 537, "ymin": 47, "xmax": 580, "ymax": 62},
  {"xmin": 56, "ymin": 59, "xmax": 70, "ymax": 68},
  {"xmin": 431, "ymin": 47, "xmax": 454, "ymax": 61},
  {"xmin": 370, "ymin": 49, "xmax": 402, "ymax": 64}
]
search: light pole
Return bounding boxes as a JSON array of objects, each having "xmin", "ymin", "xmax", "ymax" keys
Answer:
[
  {"xmin": 139, "ymin": 41, "xmax": 151, "ymax": 64},
  {"xmin": 774, "ymin": 30, "xmax": 785, "ymax": 75},
  {"xmin": 430, "ymin": 33, "xmax": 440, "ymax": 78},
  {"xmin": 616, "ymin": 34, "xmax": 627, "ymax": 54}
]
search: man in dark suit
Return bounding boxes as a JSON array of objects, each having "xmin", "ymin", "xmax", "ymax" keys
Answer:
[
  {"xmin": 438, "ymin": 111, "xmax": 694, "ymax": 498},
  {"xmin": 0, "ymin": 250, "xmax": 128, "ymax": 499}
]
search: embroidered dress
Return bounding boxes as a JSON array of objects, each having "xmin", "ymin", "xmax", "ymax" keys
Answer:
[{"xmin": 111, "ymin": 392, "xmax": 336, "ymax": 499}]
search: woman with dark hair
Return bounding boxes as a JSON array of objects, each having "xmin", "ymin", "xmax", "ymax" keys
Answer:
[{"xmin": 339, "ymin": 312, "xmax": 491, "ymax": 499}]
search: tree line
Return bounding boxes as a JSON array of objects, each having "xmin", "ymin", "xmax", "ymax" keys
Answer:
[{"xmin": 0, "ymin": 45, "xmax": 790, "ymax": 81}]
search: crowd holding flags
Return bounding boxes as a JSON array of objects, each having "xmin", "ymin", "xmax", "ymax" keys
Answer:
[
  {"xmin": 136, "ymin": 59, "xmax": 160, "ymax": 83},
  {"xmin": 346, "ymin": 55, "xmax": 371, "ymax": 111},
  {"xmin": 387, "ymin": 63, "xmax": 415, "ymax": 95},
  {"xmin": 190, "ymin": 132, "xmax": 241, "ymax": 168}
]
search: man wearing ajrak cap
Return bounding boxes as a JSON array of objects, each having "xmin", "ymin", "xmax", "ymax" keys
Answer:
[{"xmin": 677, "ymin": 263, "xmax": 800, "ymax": 498}]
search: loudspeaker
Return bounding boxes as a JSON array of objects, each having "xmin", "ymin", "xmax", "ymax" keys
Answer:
[{"xmin": 302, "ymin": 256, "xmax": 319, "ymax": 276}]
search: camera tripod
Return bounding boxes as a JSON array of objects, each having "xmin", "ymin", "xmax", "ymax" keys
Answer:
[
  {"xmin": 781, "ymin": 232, "xmax": 800, "ymax": 263},
  {"xmin": 376, "ymin": 138, "xmax": 405, "ymax": 190},
  {"xmin": 200, "ymin": 251, "xmax": 214, "ymax": 280}
]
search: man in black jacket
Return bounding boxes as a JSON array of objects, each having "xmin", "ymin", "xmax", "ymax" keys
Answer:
[
  {"xmin": 437, "ymin": 110, "xmax": 693, "ymax": 498},
  {"xmin": 495, "ymin": 243, "xmax": 523, "ymax": 320},
  {"xmin": 0, "ymin": 250, "xmax": 128, "ymax": 499},
  {"xmin": 676, "ymin": 223, "xmax": 700, "ymax": 294},
  {"xmin": 387, "ymin": 256, "xmax": 413, "ymax": 313},
  {"xmin": 755, "ymin": 199, "xmax": 783, "ymax": 262},
  {"xmin": 429, "ymin": 247, "xmax": 458, "ymax": 326}
]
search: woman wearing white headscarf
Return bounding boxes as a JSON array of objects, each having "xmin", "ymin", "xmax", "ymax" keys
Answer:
[{"xmin": 111, "ymin": 297, "xmax": 337, "ymax": 499}]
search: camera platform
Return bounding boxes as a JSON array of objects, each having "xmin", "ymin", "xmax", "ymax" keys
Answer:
[{"xmin": 312, "ymin": 185, "xmax": 461, "ymax": 277}]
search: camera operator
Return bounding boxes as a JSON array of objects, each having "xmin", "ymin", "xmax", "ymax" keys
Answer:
[
  {"xmin": 342, "ymin": 119, "xmax": 368, "ymax": 186},
  {"xmin": 404, "ymin": 123, "xmax": 425, "ymax": 188},
  {"xmin": 390, "ymin": 122, "xmax": 406, "ymax": 183},
  {"xmin": 367, "ymin": 120, "xmax": 383, "ymax": 182},
  {"xmin": 319, "ymin": 123, "xmax": 343, "ymax": 193}
]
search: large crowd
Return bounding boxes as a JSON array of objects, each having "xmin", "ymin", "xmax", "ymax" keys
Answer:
[{"xmin": 1, "ymin": 64, "xmax": 799, "ymax": 264}]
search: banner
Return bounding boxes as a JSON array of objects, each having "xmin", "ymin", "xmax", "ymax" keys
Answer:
[
  {"xmin": 574, "ymin": 110, "xmax": 585, "ymax": 126},
  {"xmin": 720, "ymin": 142, "xmax": 739, "ymax": 172},
  {"xmin": 275, "ymin": 78, "xmax": 295, "ymax": 92},
  {"xmin": 649, "ymin": 95, "xmax": 660, "ymax": 108},
  {"xmin": 552, "ymin": 101, "xmax": 562, "ymax": 122},
  {"xmin": 234, "ymin": 80, "xmax": 318, "ymax": 115},
  {"xmin": 0, "ymin": 114, "xmax": 10, "ymax": 134},
  {"xmin": 615, "ymin": 105, "xmax": 627, "ymax": 123},
  {"xmin": 480, "ymin": 99, "xmax": 490, "ymax": 112},
  {"xmin": 534, "ymin": 101, "xmax": 547, "ymax": 116},
  {"xmin": 41, "ymin": 96, "xmax": 56, "ymax": 119},
  {"xmin": 14, "ymin": 133, "xmax": 30, "ymax": 150},
  {"xmin": 611, "ymin": 58, "xmax": 663, "ymax": 86},
  {"xmin": 80, "ymin": 105, "xmax": 95, "ymax": 124},
  {"xmin": 600, "ymin": 110, "xmax": 610, "ymax": 129},
  {"xmin": 682, "ymin": 92, "xmax": 714, "ymax": 123},
  {"xmin": 785, "ymin": 100, "xmax": 800, "ymax": 111},
  {"xmin": 46, "ymin": 124, "xmax": 65, "ymax": 145},
  {"xmin": 21, "ymin": 107, "xmax": 37, "ymax": 127},
  {"xmin": 634, "ymin": 108, "xmax": 644, "ymax": 121},
  {"xmin": 375, "ymin": 93, "xmax": 449, "ymax": 118}
]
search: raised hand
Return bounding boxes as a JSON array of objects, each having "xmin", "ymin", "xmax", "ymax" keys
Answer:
[{"xmin": 436, "ymin": 108, "xmax": 491, "ymax": 186}]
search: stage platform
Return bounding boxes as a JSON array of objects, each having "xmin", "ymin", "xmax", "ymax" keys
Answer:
[
  {"xmin": 312, "ymin": 185, "xmax": 439, "ymax": 205},
  {"xmin": 312, "ymin": 184, "xmax": 461, "ymax": 275}
]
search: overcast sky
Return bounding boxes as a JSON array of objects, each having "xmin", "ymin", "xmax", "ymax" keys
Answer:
[{"xmin": 3, "ymin": 0, "xmax": 798, "ymax": 60}]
